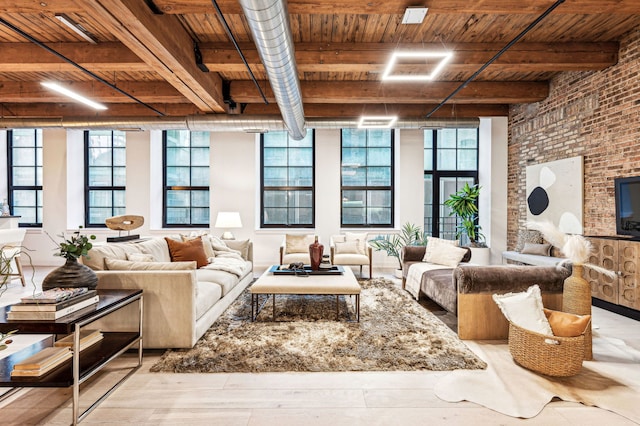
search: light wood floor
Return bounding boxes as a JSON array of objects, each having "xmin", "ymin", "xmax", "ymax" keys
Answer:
[{"xmin": 0, "ymin": 267, "xmax": 638, "ymax": 425}]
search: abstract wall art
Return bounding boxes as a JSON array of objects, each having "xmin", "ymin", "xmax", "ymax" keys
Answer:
[{"xmin": 526, "ymin": 155, "xmax": 583, "ymax": 234}]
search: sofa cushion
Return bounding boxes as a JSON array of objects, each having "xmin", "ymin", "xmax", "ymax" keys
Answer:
[
  {"xmin": 492, "ymin": 285, "xmax": 553, "ymax": 336},
  {"xmin": 521, "ymin": 242, "xmax": 552, "ymax": 256},
  {"xmin": 165, "ymin": 237, "xmax": 208, "ymax": 268},
  {"xmin": 182, "ymin": 234, "xmax": 215, "ymax": 259},
  {"xmin": 285, "ymin": 234, "xmax": 313, "ymax": 253},
  {"xmin": 225, "ymin": 239, "xmax": 251, "ymax": 260},
  {"xmin": 127, "ymin": 253, "xmax": 156, "ymax": 262},
  {"xmin": 423, "ymin": 237, "xmax": 459, "ymax": 262},
  {"xmin": 345, "ymin": 232, "xmax": 367, "ymax": 255},
  {"xmin": 84, "ymin": 243, "xmax": 142, "ymax": 270},
  {"xmin": 104, "ymin": 258, "xmax": 197, "ymax": 270},
  {"xmin": 515, "ymin": 229, "xmax": 543, "ymax": 252},
  {"xmin": 195, "ymin": 281, "xmax": 222, "ymax": 320},
  {"xmin": 195, "ymin": 268, "xmax": 241, "ymax": 296},
  {"xmin": 333, "ymin": 253, "xmax": 369, "ymax": 264},
  {"xmin": 543, "ymin": 308, "xmax": 591, "ymax": 337},
  {"xmin": 136, "ymin": 238, "xmax": 172, "ymax": 263},
  {"xmin": 334, "ymin": 240, "xmax": 360, "ymax": 254}
]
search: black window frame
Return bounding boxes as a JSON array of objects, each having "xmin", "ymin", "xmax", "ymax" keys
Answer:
[
  {"xmin": 340, "ymin": 128, "xmax": 395, "ymax": 228},
  {"xmin": 162, "ymin": 130, "xmax": 210, "ymax": 228},
  {"xmin": 260, "ymin": 130, "xmax": 316, "ymax": 229},
  {"xmin": 7, "ymin": 129, "xmax": 43, "ymax": 228},
  {"xmin": 424, "ymin": 128, "xmax": 479, "ymax": 240}
]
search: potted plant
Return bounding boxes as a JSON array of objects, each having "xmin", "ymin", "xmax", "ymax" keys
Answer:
[
  {"xmin": 369, "ymin": 222, "xmax": 428, "ymax": 277},
  {"xmin": 444, "ymin": 183, "xmax": 490, "ymax": 264},
  {"xmin": 42, "ymin": 230, "xmax": 98, "ymax": 290}
]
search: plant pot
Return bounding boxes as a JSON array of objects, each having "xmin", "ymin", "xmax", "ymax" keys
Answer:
[
  {"xmin": 469, "ymin": 247, "xmax": 491, "ymax": 266},
  {"xmin": 42, "ymin": 258, "xmax": 98, "ymax": 291},
  {"xmin": 394, "ymin": 269, "xmax": 403, "ymax": 279}
]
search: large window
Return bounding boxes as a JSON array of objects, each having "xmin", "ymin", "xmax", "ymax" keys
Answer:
[
  {"xmin": 424, "ymin": 128, "xmax": 479, "ymax": 241},
  {"xmin": 7, "ymin": 129, "xmax": 43, "ymax": 227},
  {"xmin": 261, "ymin": 130, "xmax": 314, "ymax": 228},
  {"xmin": 163, "ymin": 130, "xmax": 210, "ymax": 227},
  {"xmin": 85, "ymin": 130, "xmax": 126, "ymax": 227},
  {"xmin": 341, "ymin": 128, "xmax": 393, "ymax": 227}
]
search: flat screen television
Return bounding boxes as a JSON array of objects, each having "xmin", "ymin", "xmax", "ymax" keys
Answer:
[{"xmin": 614, "ymin": 176, "xmax": 640, "ymax": 239}]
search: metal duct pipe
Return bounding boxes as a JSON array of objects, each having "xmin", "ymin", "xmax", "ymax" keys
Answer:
[
  {"xmin": 239, "ymin": 0, "xmax": 306, "ymax": 140},
  {"xmin": 0, "ymin": 116, "xmax": 479, "ymax": 131}
]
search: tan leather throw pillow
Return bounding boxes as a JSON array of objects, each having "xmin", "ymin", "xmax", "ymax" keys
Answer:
[
  {"xmin": 165, "ymin": 237, "xmax": 208, "ymax": 268},
  {"xmin": 543, "ymin": 308, "xmax": 591, "ymax": 337}
]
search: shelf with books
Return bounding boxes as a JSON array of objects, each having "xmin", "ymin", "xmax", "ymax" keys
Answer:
[
  {"xmin": 0, "ymin": 289, "xmax": 143, "ymax": 425},
  {"xmin": 7, "ymin": 295, "xmax": 100, "ymax": 320}
]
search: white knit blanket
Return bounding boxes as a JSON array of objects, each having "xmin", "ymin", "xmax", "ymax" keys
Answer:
[
  {"xmin": 405, "ymin": 262, "xmax": 454, "ymax": 300},
  {"xmin": 202, "ymin": 253, "xmax": 246, "ymax": 277}
]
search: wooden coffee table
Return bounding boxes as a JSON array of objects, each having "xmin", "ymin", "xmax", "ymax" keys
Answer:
[{"xmin": 250, "ymin": 266, "xmax": 361, "ymax": 322}]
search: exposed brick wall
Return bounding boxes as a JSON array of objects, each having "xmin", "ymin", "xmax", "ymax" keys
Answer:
[{"xmin": 507, "ymin": 25, "xmax": 640, "ymax": 249}]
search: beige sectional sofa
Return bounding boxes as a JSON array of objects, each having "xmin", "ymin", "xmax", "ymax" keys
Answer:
[{"xmin": 83, "ymin": 235, "xmax": 253, "ymax": 349}]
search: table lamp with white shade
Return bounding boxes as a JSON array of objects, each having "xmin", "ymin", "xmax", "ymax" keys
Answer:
[{"xmin": 214, "ymin": 212, "xmax": 242, "ymax": 240}]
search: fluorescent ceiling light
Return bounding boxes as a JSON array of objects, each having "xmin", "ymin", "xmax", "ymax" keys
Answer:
[
  {"xmin": 401, "ymin": 7, "xmax": 428, "ymax": 24},
  {"xmin": 55, "ymin": 14, "xmax": 98, "ymax": 44},
  {"xmin": 382, "ymin": 51, "xmax": 453, "ymax": 81},
  {"xmin": 41, "ymin": 82, "xmax": 107, "ymax": 110},
  {"xmin": 357, "ymin": 116, "xmax": 398, "ymax": 129}
]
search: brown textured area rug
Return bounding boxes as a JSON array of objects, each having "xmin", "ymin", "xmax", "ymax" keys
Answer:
[
  {"xmin": 435, "ymin": 335, "xmax": 640, "ymax": 423},
  {"xmin": 150, "ymin": 278, "xmax": 486, "ymax": 373}
]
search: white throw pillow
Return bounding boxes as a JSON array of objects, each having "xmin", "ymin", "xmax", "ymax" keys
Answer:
[
  {"xmin": 345, "ymin": 232, "xmax": 367, "ymax": 255},
  {"xmin": 334, "ymin": 240, "xmax": 360, "ymax": 255},
  {"xmin": 426, "ymin": 242, "xmax": 467, "ymax": 267},
  {"xmin": 423, "ymin": 236, "xmax": 460, "ymax": 263},
  {"xmin": 492, "ymin": 285, "xmax": 554, "ymax": 336}
]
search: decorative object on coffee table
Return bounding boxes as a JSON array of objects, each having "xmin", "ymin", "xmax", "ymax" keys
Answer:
[
  {"xmin": 43, "ymin": 230, "xmax": 98, "ymax": 290},
  {"xmin": 309, "ymin": 236, "xmax": 323, "ymax": 271},
  {"xmin": 527, "ymin": 220, "xmax": 616, "ymax": 360}
]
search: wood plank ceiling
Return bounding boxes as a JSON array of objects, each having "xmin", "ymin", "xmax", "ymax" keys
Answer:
[{"xmin": 0, "ymin": 0, "xmax": 639, "ymax": 122}]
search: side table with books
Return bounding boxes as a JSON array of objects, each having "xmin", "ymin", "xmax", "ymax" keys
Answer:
[{"xmin": 0, "ymin": 288, "xmax": 143, "ymax": 425}]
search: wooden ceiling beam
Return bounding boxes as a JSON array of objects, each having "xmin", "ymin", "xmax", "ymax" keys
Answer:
[
  {"xmin": 77, "ymin": 0, "xmax": 226, "ymax": 112},
  {"xmin": 3, "ymin": 0, "xmax": 638, "ymax": 15},
  {"xmin": 0, "ymin": 43, "xmax": 148, "ymax": 73},
  {"xmin": 150, "ymin": 0, "xmax": 640, "ymax": 15},
  {"xmin": 0, "ymin": 81, "xmax": 187, "ymax": 103},
  {"xmin": 0, "ymin": 103, "xmax": 203, "ymax": 118},
  {"xmin": 0, "ymin": 41, "xmax": 615, "ymax": 75},
  {"xmin": 231, "ymin": 80, "xmax": 549, "ymax": 104},
  {"xmin": 0, "ymin": 103, "xmax": 508, "ymax": 119},
  {"xmin": 202, "ymin": 42, "xmax": 618, "ymax": 73},
  {"xmin": 0, "ymin": 79, "xmax": 539, "ymax": 105}
]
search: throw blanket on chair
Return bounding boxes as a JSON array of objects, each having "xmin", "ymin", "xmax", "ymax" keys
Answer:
[
  {"xmin": 202, "ymin": 252, "xmax": 246, "ymax": 277},
  {"xmin": 405, "ymin": 262, "xmax": 454, "ymax": 299}
]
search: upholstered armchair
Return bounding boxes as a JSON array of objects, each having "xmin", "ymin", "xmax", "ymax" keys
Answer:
[
  {"xmin": 330, "ymin": 232, "xmax": 372, "ymax": 279},
  {"xmin": 279, "ymin": 234, "xmax": 318, "ymax": 265}
]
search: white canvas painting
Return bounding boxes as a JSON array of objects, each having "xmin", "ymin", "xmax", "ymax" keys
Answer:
[{"xmin": 526, "ymin": 156, "xmax": 583, "ymax": 234}]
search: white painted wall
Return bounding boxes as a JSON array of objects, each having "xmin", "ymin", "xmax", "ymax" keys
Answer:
[
  {"xmin": 1, "ymin": 124, "xmax": 509, "ymax": 268},
  {"xmin": 479, "ymin": 117, "xmax": 509, "ymax": 264}
]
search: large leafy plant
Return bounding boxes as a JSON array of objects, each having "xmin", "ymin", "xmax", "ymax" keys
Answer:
[
  {"xmin": 51, "ymin": 230, "xmax": 97, "ymax": 260},
  {"xmin": 444, "ymin": 183, "xmax": 486, "ymax": 247},
  {"xmin": 369, "ymin": 222, "xmax": 428, "ymax": 270}
]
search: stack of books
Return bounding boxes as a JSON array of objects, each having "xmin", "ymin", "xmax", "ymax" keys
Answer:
[
  {"xmin": 54, "ymin": 329, "xmax": 104, "ymax": 351},
  {"xmin": 7, "ymin": 288, "xmax": 99, "ymax": 320},
  {"xmin": 11, "ymin": 346, "xmax": 73, "ymax": 377}
]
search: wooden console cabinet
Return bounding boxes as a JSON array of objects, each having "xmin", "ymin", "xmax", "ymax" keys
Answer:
[{"xmin": 587, "ymin": 237, "xmax": 640, "ymax": 311}]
